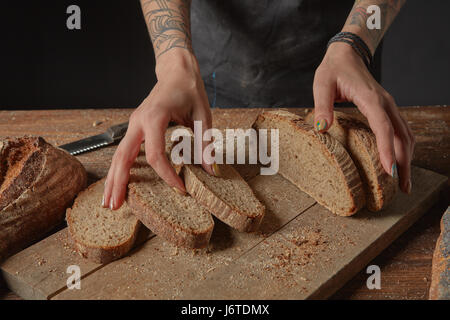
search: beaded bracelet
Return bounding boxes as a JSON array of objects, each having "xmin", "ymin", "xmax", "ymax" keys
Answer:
[{"xmin": 327, "ymin": 32, "xmax": 374, "ymax": 70}]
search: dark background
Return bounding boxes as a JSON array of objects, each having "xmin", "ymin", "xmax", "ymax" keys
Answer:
[{"xmin": 0, "ymin": 0, "xmax": 449, "ymax": 109}]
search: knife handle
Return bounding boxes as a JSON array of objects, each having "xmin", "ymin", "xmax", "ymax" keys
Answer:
[{"xmin": 107, "ymin": 122, "xmax": 129, "ymax": 142}]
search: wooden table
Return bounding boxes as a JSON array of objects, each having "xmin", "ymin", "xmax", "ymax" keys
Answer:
[{"xmin": 0, "ymin": 106, "xmax": 448, "ymax": 300}]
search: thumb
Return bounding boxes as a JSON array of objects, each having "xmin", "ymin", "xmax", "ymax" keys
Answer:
[{"xmin": 313, "ymin": 76, "xmax": 336, "ymax": 132}]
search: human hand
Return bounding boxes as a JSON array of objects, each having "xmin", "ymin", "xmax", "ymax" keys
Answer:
[
  {"xmin": 102, "ymin": 49, "xmax": 215, "ymax": 210},
  {"xmin": 313, "ymin": 42, "xmax": 415, "ymax": 193}
]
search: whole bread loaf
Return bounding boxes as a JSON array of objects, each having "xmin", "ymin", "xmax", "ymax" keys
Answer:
[
  {"xmin": 253, "ymin": 110, "xmax": 365, "ymax": 216},
  {"xmin": 67, "ymin": 179, "xmax": 140, "ymax": 264},
  {"xmin": 305, "ymin": 110, "xmax": 398, "ymax": 211},
  {"xmin": 0, "ymin": 136, "xmax": 87, "ymax": 261}
]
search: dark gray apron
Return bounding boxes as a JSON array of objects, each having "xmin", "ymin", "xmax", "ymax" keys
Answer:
[{"xmin": 191, "ymin": 0, "xmax": 381, "ymax": 108}]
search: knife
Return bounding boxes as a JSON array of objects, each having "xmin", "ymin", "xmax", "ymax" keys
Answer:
[{"xmin": 59, "ymin": 122, "xmax": 129, "ymax": 155}]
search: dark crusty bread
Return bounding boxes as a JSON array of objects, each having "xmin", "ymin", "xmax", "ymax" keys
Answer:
[
  {"xmin": 0, "ymin": 136, "xmax": 87, "ymax": 261},
  {"xmin": 253, "ymin": 110, "xmax": 365, "ymax": 216},
  {"xmin": 127, "ymin": 152, "xmax": 214, "ymax": 249},
  {"xmin": 183, "ymin": 164, "xmax": 265, "ymax": 232},
  {"xmin": 429, "ymin": 207, "xmax": 450, "ymax": 300},
  {"xmin": 67, "ymin": 179, "xmax": 141, "ymax": 264},
  {"xmin": 305, "ymin": 111, "xmax": 398, "ymax": 211}
]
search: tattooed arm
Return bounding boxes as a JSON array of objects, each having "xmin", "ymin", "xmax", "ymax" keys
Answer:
[
  {"xmin": 342, "ymin": 0, "xmax": 406, "ymax": 54},
  {"xmin": 103, "ymin": 0, "xmax": 215, "ymax": 211},
  {"xmin": 313, "ymin": 0, "xmax": 414, "ymax": 194},
  {"xmin": 140, "ymin": 0, "xmax": 192, "ymax": 58}
]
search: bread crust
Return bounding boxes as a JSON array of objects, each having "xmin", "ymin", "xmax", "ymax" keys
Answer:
[
  {"xmin": 0, "ymin": 137, "xmax": 44, "ymax": 210},
  {"xmin": 66, "ymin": 179, "xmax": 141, "ymax": 264},
  {"xmin": 127, "ymin": 188, "xmax": 214, "ymax": 249},
  {"xmin": 0, "ymin": 136, "xmax": 87, "ymax": 261},
  {"xmin": 429, "ymin": 207, "xmax": 450, "ymax": 300},
  {"xmin": 254, "ymin": 110, "xmax": 365, "ymax": 216},
  {"xmin": 183, "ymin": 164, "xmax": 265, "ymax": 232},
  {"xmin": 306, "ymin": 111, "xmax": 398, "ymax": 211}
]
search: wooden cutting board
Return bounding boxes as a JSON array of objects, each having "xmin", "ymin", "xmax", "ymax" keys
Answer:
[{"xmin": 0, "ymin": 165, "xmax": 446, "ymax": 300}]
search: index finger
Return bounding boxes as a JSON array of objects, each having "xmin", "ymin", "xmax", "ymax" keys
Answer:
[{"xmin": 144, "ymin": 113, "xmax": 186, "ymax": 194}]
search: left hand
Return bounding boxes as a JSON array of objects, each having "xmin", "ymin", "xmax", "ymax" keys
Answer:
[{"xmin": 313, "ymin": 42, "xmax": 415, "ymax": 194}]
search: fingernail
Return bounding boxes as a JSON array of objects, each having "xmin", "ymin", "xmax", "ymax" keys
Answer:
[
  {"xmin": 110, "ymin": 198, "xmax": 115, "ymax": 210},
  {"xmin": 173, "ymin": 187, "xmax": 186, "ymax": 196},
  {"xmin": 212, "ymin": 163, "xmax": 221, "ymax": 177},
  {"xmin": 316, "ymin": 119, "xmax": 328, "ymax": 132},
  {"xmin": 407, "ymin": 179, "xmax": 412, "ymax": 194},
  {"xmin": 391, "ymin": 163, "xmax": 398, "ymax": 179},
  {"xmin": 102, "ymin": 195, "xmax": 105, "ymax": 207}
]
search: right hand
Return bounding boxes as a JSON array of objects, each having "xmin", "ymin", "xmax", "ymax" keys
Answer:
[{"xmin": 102, "ymin": 49, "xmax": 214, "ymax": 210}]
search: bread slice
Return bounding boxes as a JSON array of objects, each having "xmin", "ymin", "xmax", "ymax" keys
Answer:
[
  {"xmin": 182, "ymin": 164, "xmax": 265, "ymax": 232},
  {"xmin": 253, "ymin": 110, "xmax": 365, "ymax": 216},
  {"xmin": 127, "ymin": 153, "xmax": 214, "ymax": 249},
  {"xmin": 0, "ymin": 136, "xmax": 87, "ymax": 261},
  {"xmin": 305, "ymin": 111, "xmax": 398, "ymax": 211},
  {"xmin": 67, "ymin": 179, "xmax": 141, "ymax": 264},
  {"xmin": 165, "ymin": 126, "xmax": 265, "ymax": 232}
]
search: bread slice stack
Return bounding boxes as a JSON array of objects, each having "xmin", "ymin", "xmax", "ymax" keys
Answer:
[
  {"xmin": 304, "ymin": 111, "xmax": 398, "ymax": 211},
  {"xmin": 67, "ymin": 147, "xmax": 265, "ymax": 261},
  {"xmin": 254, "ymin": 109, "xmax": 397, "ymax": 215},
  {"xmin": 253, "ymin": 110, "xmax": 366, "ymax": 216}
]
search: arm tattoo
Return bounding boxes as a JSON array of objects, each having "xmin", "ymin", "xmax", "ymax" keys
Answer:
[
  {"xmin": 140, "ymin": 0, "xmax": 192, "ymax": 58},
  {"xmin": 345, "ymin": 0, "xmax": 406, "ymax": 53}
]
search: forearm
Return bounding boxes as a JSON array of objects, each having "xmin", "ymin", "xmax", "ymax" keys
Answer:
[
  {"xmin": 140, "ymin": 0, "xmax": 192, "ymax": 60},
  {"xmin": 342, "ymin": 0, "xmax": 406, "ymax": 55}
]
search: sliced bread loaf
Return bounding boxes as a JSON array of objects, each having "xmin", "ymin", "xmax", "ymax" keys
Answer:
[
  {"xmin": 182, "ymin": 164, "xmax": 265, "ymax": 232},
  {"xmin": 305, "ymin": 110, "xmax": 398, "ymax": 211},
  {"xmin": 67, "ymin": 179, "xmax": 141, "ymax": 264},
  {"xmin": 127, "ymin": 153, "xmax": 214, "ymax": 249},
  {"xmin": 253, "ymin": 110, "xmax": 365, "ymax": 216}
]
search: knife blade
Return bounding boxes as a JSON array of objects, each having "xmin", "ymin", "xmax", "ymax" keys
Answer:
[{"xmin": 59, "ymin": 122, "xmax": 129, "ymax": 155}]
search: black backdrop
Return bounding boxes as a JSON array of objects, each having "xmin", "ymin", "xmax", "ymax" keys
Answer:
[{"xmin": 0, "ymin": 0, "xmax": 449, "ymax": 109}]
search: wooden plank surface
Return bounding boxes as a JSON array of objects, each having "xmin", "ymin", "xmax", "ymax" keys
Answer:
[
  {"xmin": 0, "ymin": 227, "xmax": 154, "ymax": 300},
  {"xmin": 0, "ymin": 106, "xmax": 448, "ymax": 300}
]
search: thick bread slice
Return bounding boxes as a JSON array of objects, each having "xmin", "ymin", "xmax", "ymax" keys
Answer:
[
  {"xmin": 182, "ymin": 164, "xmax": 265, "ymax": 232},
  {"xmin": 128, "ymin": 154, "xmax": 214, "ymax": 249},
  {"xmin": 165, "ymin": 126, "xmax": 265, "ymax": 232},
  {"xmin": 0, "ymin": 136, "xmax": 87, "ymax": 261},
  {"xmin": 253, "ymin": 110, "xmax": 365, "ymax": 216},
  {"xmin": 305, "ymin": 111, "xmax": 398, "ymax": 211},
  {"xmin": 67, "ymin": 179, "xmax": 140, "ymax": 264}
]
